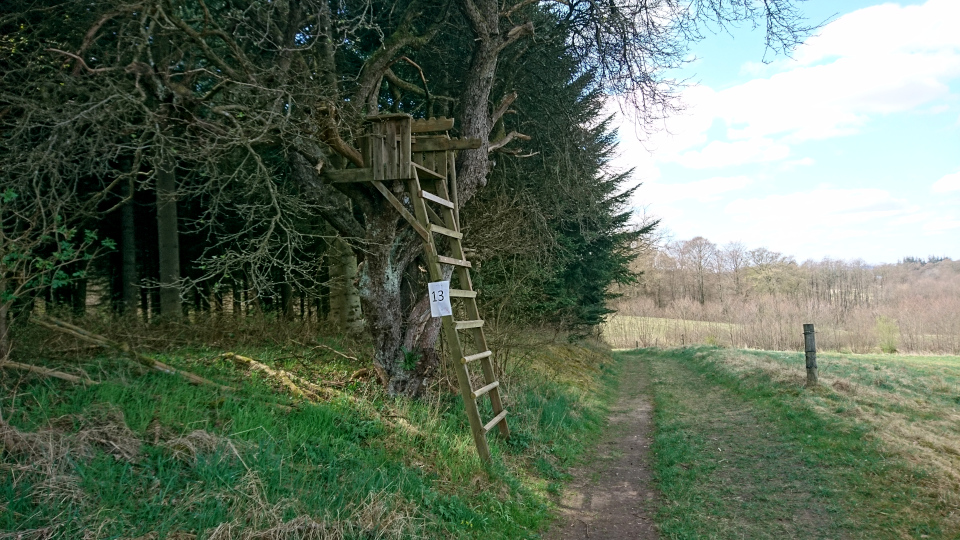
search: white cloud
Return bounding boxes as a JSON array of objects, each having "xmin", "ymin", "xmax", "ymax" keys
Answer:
[
  {"xmin": 725, "ymin": 188, "xmax": 914, "ymax": 230},
  {"xmin": 667, "ymin": 138, "xmax": 790, "ymax": 168},
  {"xmin": 617, "ymin": 0, "xmax": 960, "ymax": 170},
  {"xmin": 638, "ymin": 176, "xmax": 752, "ymax": 204},
  {"xmin": 923, "ymin": 219, "xmax": 960, "ymax": 233},
  {"xmin": 932, "ymin": 171, "xmax": 960, "ymax": 193}
]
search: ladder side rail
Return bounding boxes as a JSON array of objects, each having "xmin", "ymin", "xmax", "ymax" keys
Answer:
[
  {"xmin": 430, "ymin": 171, "xmax": 510, "ymax": 439},
  {"xmin": 406, "ymin": 169, "xmax": 493, "ymax": 462}
]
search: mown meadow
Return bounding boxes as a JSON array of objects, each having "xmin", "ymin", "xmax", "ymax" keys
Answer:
[{"xmin": 630, "ymin": 346, "xmax": 960, "ymax": 539}]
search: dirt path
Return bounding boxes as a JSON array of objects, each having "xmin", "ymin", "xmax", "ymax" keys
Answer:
[{"xmin": 544, "ymin": 354, "xmax": 659, "ymax": 540}]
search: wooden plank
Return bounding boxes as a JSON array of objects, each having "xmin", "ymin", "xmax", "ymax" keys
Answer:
[
  {"xmin": 449, "ymin": 288, "xmax": 477, "ymax": 298},
  {"xmin": 483, "ymin": 409, "xmax": 508, "ymax": 433},
  {"xmin": 412, "ymin": 162, "xmax": 445, "ymax": 181},
  {"xmin": 420, "ymin": 190, "xmax": 455, "ymax": 209},
  {"xmin": 365, "ymin": 113, "xmax": 412, "ymax": 122},
  {"xmin": 325, "ymin": 168, "xmax": 373, "ymax": 183},
  {"xmin": 437, "ymin": 255, "xmax": 472, "ymax": 268},
  {"xmin": 461, "ymin": 350, "xmax": 492, "ymax": 365},
  {"xmin": 472, "ymin": 380, "xmax": 499, "ymax": 399},
  {"xmin": 455, "ymin": 319, "xmax": 484, "ymax": 330},
  {"xmin": 412, "ymin": 137, "xmax": 482, "ymax": 152},
  {"xmin": 430, "ymin": 224, "xmax": 463, "ymax": 239},
  {"xmin": 411, "ymin": 117, "xmax": 455, "ymax": 133},
  {"xmin": 370, "ymin": 181, "xmax": 430, "ymax": 242}
]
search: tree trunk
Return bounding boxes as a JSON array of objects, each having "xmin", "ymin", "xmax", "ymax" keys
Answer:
[
  {"xmin": 0, "ymin": 282, "xmax": 9, "ymax": 361},
  {"xmin": 280, "ymin": 282, "xmax": 294, "ymax": 320},
  {"xmin": 120, "ymin": 180, "xmax": 139, "ymax": 317},
  {"xmin": 339, "ymin": 239, "xmax": 364, "ymax": 334},
  {"xmin": 357, "ymin": 206, "xmax": 433, "ymax": 395},
  {"xmin": 455, "ymin": 36, "xmax": 499, "ymax": 204},
  {"xmin": 327, "ymin": 245, "xmax": 344, "ymax": 327},
  {"xmin": 156, "ymin": 156, "xmax": 181, "ymax": 319}
]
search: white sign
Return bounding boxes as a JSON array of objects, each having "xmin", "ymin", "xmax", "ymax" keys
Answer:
[{"xmin": 428, "ymin": 280, "xmax": 452, "ymax": 317}]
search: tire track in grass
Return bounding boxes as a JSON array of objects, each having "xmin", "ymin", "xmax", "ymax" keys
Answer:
[
  {"xmin": 643, "ymin": 350, "xmax": 843, "ymax": 539},
  {"xmin": 544, "ymin": 349, "xmax": 658, "ymax": 540}
]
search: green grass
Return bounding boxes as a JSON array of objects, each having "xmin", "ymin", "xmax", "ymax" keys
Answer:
[
  {"xmin": 628, "ymin": 347, "xmax": 958, "ymax": 539},
  {"xmin": 1, "ymin": 341, "xmax": 617, "ymax": 538}
]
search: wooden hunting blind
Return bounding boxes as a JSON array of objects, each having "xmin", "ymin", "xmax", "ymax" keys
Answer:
[{"xmin": 325, "ymin": 114, "xmax": 509, "ymax": 463}]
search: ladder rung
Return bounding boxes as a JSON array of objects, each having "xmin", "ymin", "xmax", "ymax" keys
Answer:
[
  {"xmin": 420, "ymin": 190, "xmax": 455, "ymax": 209},
  {"xmin": 449, "ymin": 289, "xmax": 476, "ymax": 298},
  {"xmin": 472, "ymin": 380, "xmax": 499, "ymax": 399},
  {"xmin": 412, "ymin": 162, "xmax": 445, "ymax": 181},
  {"xmin": 430, "ymin": 224, "xmax": 463, "ymax": 239},
  {"xmin": 483, "ymin": 409, "xmax": 508, "ymax": 433},
  {"xmin": 461, "ymin": 350, "xmax": 492, "ymax": 365},
  {"xmin": 437, "ymin": 255, "xmax": 472, "ymax": 268},
  {"xmin": 455, "ymin": 319, "xmax": 484, "ymax": 330}
]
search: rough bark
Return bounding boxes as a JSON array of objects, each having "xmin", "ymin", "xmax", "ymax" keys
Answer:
[
  {"xmin": 120, "ymin": 180, "xmax": 139, "ymax": 316},
  {"xmin": 156, "ymin": 156, "xmax": 181, "ymax": 319},
  {"xmin": 0, "ymin": 291, "xmax": 9, "ymax": 362}
]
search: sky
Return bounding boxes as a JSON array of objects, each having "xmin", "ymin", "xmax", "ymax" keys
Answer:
[{"xmin": 613, "ymin": 0, "xmax": 960, "ymax": 264}]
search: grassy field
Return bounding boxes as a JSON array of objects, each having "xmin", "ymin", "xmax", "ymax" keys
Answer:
[
  {"xmin": 1, "ymin": 336, "xmax": 619, "ymax": 539},
  {"xmin": 602, "ymin": 315, "xmax": 741, "ymax": 349},
  {"xmin": 629, "ymin": 346, "xmax": 960, "ymax": 539}
]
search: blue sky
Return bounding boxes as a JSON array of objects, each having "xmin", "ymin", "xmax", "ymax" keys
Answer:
[{"xmin": 614, "ymin": 0, "xmax": 960, "ymax": 264}]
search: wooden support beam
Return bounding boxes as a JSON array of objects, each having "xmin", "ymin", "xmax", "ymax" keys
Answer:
[
  {"xmin": 325, "ymin": 168, "xmax": 373, "ymax": 183},
  {"xmin": 412, "ymin": 137, "xmax": 482, "ymax": 152},
  {"xmin": 411, "ymin": 117, "xmax": 455, "ymax": 133},
  {"xmin": 370, "ymin": 180, "xmax": 430, "ymax": 241},
  {"xmin": 412, "ymin": 162, "xmax": 445, "ymax": 181}
]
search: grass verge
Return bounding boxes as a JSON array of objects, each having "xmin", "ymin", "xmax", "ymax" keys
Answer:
[
  {"xmin": 1, "ymin": 336, "xmax": 616, "ymax": 538},
  {"xmin": 629, "ymin": 346, "xmax": 957, "ymax": 539}
]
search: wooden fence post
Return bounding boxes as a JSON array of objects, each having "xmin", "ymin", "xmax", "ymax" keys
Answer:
[{"xmin": 803, "ymin": 323, "xmax": 818, "ymax": 387}]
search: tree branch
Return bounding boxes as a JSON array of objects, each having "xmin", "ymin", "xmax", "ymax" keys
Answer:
[
  {"xmin": 491, "ymin": 91, "xmax": 517, "ymax": 125},
  {"xmin": 488, "ymin": 130, "xmax": 531, "ymax": 152}
]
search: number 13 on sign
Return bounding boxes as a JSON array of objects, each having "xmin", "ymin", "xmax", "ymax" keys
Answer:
[{"xmin": 428, "ymin": 281, "xmax": 452, "ymax": 317}]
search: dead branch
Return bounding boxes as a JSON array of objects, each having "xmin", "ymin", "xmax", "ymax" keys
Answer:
[
  {"xmin": 400, "ymin": 56, "xmax": 430, "ymax": 101},
  {"xmin": 220, "ymin": 352, "xmax": 341, "ymax": 401},
  {"xmin": 0, "ymin": 360, "xmax": 98, "ymax": 385},
  {"xmin": 46, "ymin": 48, "xmax": 119, "ymax": 74},
  {"xmin": 489, "ymin": 130, "xmax": 531, "ymax": 152},
  {"xmin": 312, "ymin": 343, "xmax": 358, "ymax": 362},
  {"xmin": 31, "ymin": 316, "xmax": 229, "ymax": 390},
  {"xmin": 491, "ymin": 92, "xmax": 517, "ymax": 126}
]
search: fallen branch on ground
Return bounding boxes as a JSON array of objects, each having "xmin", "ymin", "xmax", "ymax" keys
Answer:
[
  {"xmin": 220, "ymin": 353, "xmax": 342, "ymax": 401},
  {"xmin": 311, "ymin": 343, "xmax": 359, "ymax": 362},
  {"xmin": 0, "ymin": 360, "xmax": 98, "ymax": 385},
  {"xmin": 31, "ymin": 315, "xmax": 229, "ymax": 390}
]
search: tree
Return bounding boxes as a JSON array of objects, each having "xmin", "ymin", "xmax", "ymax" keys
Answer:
[{"xmin": 1, "ymin": 0, "xmax": 817, "ymax": 395}]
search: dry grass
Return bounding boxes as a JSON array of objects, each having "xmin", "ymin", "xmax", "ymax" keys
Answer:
[
  {"xmin": 602, "ymin": 315, "xmax": 740, "ymax": 350},
  {"xmin": 3, "ymin": 412, "xmax": 427, "ymax": 539},
  {"xmin": 199, "ymin": 481, "xmax": 424, "ymax": 540},
  {"xmin": 706, "ymin": 349, "xmax": 960, "ymax": 524}
]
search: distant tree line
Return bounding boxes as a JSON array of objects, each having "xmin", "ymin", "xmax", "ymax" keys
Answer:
[{"xmin": 611, "ymin": 236, "xmax": 960, "ymax": 354}]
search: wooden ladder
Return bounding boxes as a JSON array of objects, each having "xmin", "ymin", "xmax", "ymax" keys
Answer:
[{"xmin": 338, "ymin": 114, "xmax": 509, "ymax": 463}]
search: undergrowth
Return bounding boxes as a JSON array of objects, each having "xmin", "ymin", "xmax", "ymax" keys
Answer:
[{"xmin": 1, "ymin": 318, "xmax": 615, "ymax": 539}]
